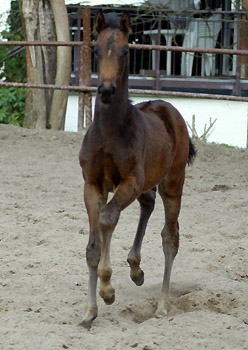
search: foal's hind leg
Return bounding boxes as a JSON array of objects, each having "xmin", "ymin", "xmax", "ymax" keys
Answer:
[
  {"xmin": 127, "ymin": 189, "xmax": 156, "ymax": 286},
  {"xmin": 155, "ymin": 183, "xmax": 182, "ymax": 316}
]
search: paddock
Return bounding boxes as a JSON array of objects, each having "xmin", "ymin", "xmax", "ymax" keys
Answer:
[{"xmin": 0, "ymin": 124, "xmax": 247, "ymax": 349}]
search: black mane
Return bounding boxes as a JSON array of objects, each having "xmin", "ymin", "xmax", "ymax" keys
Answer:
[{"xmin": 104, "ymin": 12, "xmax": 120, "ymax": 29}]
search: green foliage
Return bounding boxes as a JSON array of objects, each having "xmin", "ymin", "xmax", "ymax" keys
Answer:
[
  {"xmin": 0, "ymin": 88, "xmax": 25, "ymax": 126},
  {"xmin": 0, "ymin": 1, "xmax": 26, "ymax": 127},
  {"xmin": 0, "ymin": 0, "xmax": 26, "ymax": 83},
  {"xmin": 210, "ymin": 142, "xmax": 239, "ymax": 149}
]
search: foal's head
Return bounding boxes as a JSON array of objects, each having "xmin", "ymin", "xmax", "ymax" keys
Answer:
[{"xmin": 93, "ymin": 10, "xmax": 131, "ymax": 104}]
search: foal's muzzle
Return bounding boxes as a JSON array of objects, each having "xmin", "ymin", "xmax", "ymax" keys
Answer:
[{"xmin": 98, "ymin": 83, "xmax": 116, "ymax": 104}]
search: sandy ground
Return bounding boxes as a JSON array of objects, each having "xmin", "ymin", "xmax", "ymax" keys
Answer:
[{"xmin": 0, "ymin": 123, "xmax": 247, "ymax": 350}]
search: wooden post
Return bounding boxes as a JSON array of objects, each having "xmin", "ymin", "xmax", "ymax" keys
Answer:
[
  {"xmin": 155, "ymin": 11, "xmax": 161, "ymax": 91},
  {"xmin": 247, "ymin": 103, "xmax": 248, "ymax": 148},
  {"xmin": 78, "ymin": 7, "xmax": 92, "ymax": 130},
  {"xmin": 240, "ymin": 0, "xmax": 248, "ymax": 78}
]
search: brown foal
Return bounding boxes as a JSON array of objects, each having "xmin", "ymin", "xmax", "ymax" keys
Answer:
[{"xmin": 79, "ymin": 10, "xmax": 196, "ymax": 328}]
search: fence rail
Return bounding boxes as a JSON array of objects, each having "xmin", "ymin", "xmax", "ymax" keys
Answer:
[
  {"xmin": 2, "ymin": 40, "xmax": 248, "ymax": 56},
  {"xmin": 2, "ymin": 81, "xmax": 248, "ymax": 103}
]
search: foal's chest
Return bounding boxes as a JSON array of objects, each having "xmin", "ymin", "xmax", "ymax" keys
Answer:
[
  {"xmin": 102, "ymin": 148, "xmax": 126, "ymax": 180},
  {"xmin": 81, "ymin": 126, "xmax": 138, "ymax": 189},
  {"xmin": 98, "ymin": 144, "xmax": 136, "ymax": 188}
]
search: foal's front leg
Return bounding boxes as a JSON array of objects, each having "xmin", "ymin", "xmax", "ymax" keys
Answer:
[
  {"xmin": 98, "ymin": 174, "xmax": 144, "ymax": 304},
  {"xmin": 97, "ymin": 221, "xmax": 116, "ymax": 305},
  {"xmin": 80, "ymin": 183, "xmax": 106, "ymax": 329}
]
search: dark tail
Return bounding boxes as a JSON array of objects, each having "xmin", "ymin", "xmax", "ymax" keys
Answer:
[{"xmin": 188, "ymin": 138, "xmax": 196, "ymax": 165}]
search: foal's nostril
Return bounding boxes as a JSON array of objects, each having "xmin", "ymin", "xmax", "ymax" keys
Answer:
[
  {"xmin": 98, "ymin": 83, "xmax": 116, "ymax": 100},
  {"xmin": 111, "ymin": 85, "xmax": 116, "ymax": 95}
]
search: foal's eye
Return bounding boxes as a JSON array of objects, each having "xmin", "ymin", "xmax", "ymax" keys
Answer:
[
  {"xmin": 93, "ymin": 47, "xmax": 98, "ymax": 56},
  {"xmin": 94, "ymin": 45, "xmax": 100, "ymax": 57},
  {"xmin": 122, "ymin": 45, "xmax": 129, "ymax": 57}
]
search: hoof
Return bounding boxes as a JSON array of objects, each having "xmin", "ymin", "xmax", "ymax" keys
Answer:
[
  {"xmin": 154, "ymin": 299, "xmax": 170, "ymax": 318},
  {"xmin": 79, "ymin": 315, "xmax": 97, "ymax": 330},
  {"xmin": 154, "ymin": 308, "xmax": 168, "ymax": 319},
  {"xmin": 99, "ymin": 288, "xmax": 115, "ymax": 305},
  {"xmin": 79, "ymin": 306, "xmax": 97, "ymax": 329},
  {"xmin": 103, "ymin": 294, "xmax": 115, "ymax": 305},
  {"xmin": 130, "ymin": 269, "xmax": 144, "ymax": 286}
]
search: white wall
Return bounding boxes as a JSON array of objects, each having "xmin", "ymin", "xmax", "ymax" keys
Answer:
[
  {"xmin": 65, "ymin": 93, "xmax": 248, "ymax": 148},
  {"xmin": 65, "ymin": 94, "xmax": 79, "ymax": 132}
]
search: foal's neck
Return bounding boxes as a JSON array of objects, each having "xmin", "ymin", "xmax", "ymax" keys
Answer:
[{"xmin": 95, "ymin": 79, "xmax": 131, "ymax": 132}]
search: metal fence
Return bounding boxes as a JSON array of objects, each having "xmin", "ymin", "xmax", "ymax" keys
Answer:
[
  {"xmin": 1, "ymin": 7, "xmax": 248, "ymax": 129},
  {"xmin": 68, "ymin": 6, "xmax": 248, "ymax": 95}
]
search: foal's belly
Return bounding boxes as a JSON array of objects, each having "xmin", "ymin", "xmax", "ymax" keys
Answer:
[
  {"xmin": 142, "ymin": 157, "xmax": 171, "ymax": 192},
  {"xmin": 100, "ymin": 145, "xmax": 171, "ymax": 195}
]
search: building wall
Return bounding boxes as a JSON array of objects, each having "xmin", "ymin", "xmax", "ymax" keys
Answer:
[{"xmin": 65, "ymin": 93, "xmax": 248, "ymax": 148}]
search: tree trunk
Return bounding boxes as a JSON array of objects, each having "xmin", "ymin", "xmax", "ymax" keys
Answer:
[
  {"xmin": 49, "ymin": 0, "xmax": 71, "ymax": 130},
  {"xmin": 19, "ymin": 0, "xmax": 71, "ymax": 129}
]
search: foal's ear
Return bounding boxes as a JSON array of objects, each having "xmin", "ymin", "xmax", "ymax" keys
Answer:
[
  {"xmin": 93, "ymin": 9, "xmax": 107, "ymax": 35},
  {"xmin": 120, "ymin": 13, "xmax": 132, "ymax": 35}
]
